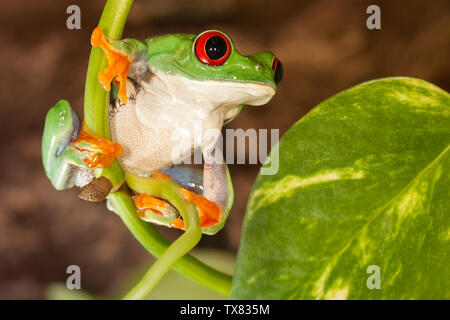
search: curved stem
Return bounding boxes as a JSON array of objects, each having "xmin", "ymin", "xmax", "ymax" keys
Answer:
[
  {"xmin": 83, "ymin": 0, "xmax": 232, "ymax": 298},
  {"xmin": 122, "ymin": 182, "xmax": 201, "ymax": 299},
  {"xmin": 109, "ymin": 191, "xmax": 232, "ymax": 297},
  {"xmin": 123, "ymin": 228, "xmax": 201, "ymax": 299}
]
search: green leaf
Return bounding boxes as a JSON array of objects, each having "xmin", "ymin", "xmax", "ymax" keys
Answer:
[{"xmin": 231, "ymin": 77, "xmax": 450, "ymax": 299}]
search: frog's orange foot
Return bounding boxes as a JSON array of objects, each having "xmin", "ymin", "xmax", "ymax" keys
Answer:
[
  {"xmin": 71, "ymin": 122, "xmax": 123, "ymax": 169},
  {"xmin": 134, "ymin": 193, "xmax": 178, "ymax": 220},
  {"xmin": 151, "ymin": 172, "xmax": 172, "ymax": 180},
  {"xmin": 170, "ymin": 189, "xmax": 222, "ymax": 230},
  {"xmin": 91, "ymin": 26, "xmax": 131, "ymax": 104}
]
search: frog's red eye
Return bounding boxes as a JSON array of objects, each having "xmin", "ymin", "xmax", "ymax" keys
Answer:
[{"xmin": 194, "ymin": 31, "xmax": 231, "ymax": 66}]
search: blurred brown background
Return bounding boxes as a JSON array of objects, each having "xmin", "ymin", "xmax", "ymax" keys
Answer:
[{"xmin": 0, "ymin": 0, "xmax": 448, "ymax": 299}]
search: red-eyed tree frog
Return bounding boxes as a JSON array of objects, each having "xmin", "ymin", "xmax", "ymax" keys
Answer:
[{"xmin": 42, "ymin": 27, "xmax": 282, "ymax": 235}]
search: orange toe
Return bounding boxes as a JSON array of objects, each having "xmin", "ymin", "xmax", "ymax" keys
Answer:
[
  {"xmin": 71, "ymin": 122, "xmax": 123, "ymax": 169},
  {"xmin": 91, "ymin": 26, "xmax": 131, "ymax": 104},
  {"xmin": 178, "ymin": 188, "xmax": 222, "ymax": 229},
  {"xmin": 169, "ymin": 218, "xmax": 185, "ymax": 229},
  {"xmin": 151, "ymin": 172, "xmax": 172, "ymax": 180},
  {"xmin": 134, "ymin": 193, "xmax": 177, "ymax": 218}
]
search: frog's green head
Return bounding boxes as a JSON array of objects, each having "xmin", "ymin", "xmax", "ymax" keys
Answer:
[{"xmin": 144, "ymin": 30, "xmax": 283, "ymax": 111}]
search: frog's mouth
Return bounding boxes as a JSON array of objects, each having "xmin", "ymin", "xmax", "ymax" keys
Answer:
[{"xmin": 189, "ymin": 77, "xmax": 276, "ymax": 107}]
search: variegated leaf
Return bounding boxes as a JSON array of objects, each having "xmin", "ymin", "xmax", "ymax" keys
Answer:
[{"xmin": 231, "ymin": 78, "xmax": 450, "ymax": 299}]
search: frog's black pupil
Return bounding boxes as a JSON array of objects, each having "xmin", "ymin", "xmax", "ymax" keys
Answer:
[
  {"xmin": 274, "ymin": 60, "xmax": 283, "ymax": 84},
  {"xmin": 205, "ymin": 36, "xmax": 227, "ymax": 60}
]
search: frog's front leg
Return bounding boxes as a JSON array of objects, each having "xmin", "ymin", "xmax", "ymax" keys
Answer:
[
  {"xmin": 42, "ymin": 100, "xmax": 90, "ymax": 190},
  {"xmin": 91, "ymin": 26, "xmax": 132, "ymax": 103},
  {"xmin": 91, "ymin": 26, "xmax": 152, "ymax": 105}
]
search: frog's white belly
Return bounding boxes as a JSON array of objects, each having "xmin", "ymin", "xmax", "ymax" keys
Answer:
[
  {"xmin": 109, "ymin": 68, "xmax": 275, "ymax": 175},
  {"xmin": 110, "ymin": 91, "xmax": 214, "ymax": 174}
]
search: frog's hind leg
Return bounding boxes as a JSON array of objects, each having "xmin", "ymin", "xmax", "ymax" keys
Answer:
[
  {"xmin": 158, "ymin": 161, "xmax": 230, "ymax": 234},
  {"xmin": 160, "ymin": 165, "xmax": 204, "ymax": 195},
  {"xmin": 42, "ymin": 100, "xmax": 95, "ymax": 190},
  {"xmin": 43, "ymin": 100, "xmax": 120, "ymax": 200},
  {"xmin": 126, "ymin": 170, "xmax": 224, "ymax": 233},
  {"xmin": 159, "ymin": 165, "xmax": 225, "ymax": 231},
  {"xmin": 172, "ymin": 152, "xmax": 234, "ymax": 234},
  {"xmin": 127, "ymin": 172, "xmax": 180, "ymax": 226}
]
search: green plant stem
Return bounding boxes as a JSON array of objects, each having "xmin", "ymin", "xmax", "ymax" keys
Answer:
[
  {"xmin": 121, "ymin": 175, "xmax": 202, "ymax": 299},
  {"xmin": 83, "ymin": 0, "xmax": 232, "ymax": 298},
  {"xmin": 84, "ymin": 0, "xmax": 133, "ymax": 189},
  {"xmin": 123, "ymin": 223, "xmax": 201, "ymax": 299},
  {"xmin": 109, "ymin": 191, "xmax": 232, "ymax": 297}
]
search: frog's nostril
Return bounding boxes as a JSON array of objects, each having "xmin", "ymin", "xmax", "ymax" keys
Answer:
[{"xmin": 272, "ymin": 57, "xmax": 283, "ymax": 84}]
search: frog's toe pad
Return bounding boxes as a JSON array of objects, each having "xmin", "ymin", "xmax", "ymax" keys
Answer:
[
  {"xmin": 134, "ymin": 193, "xmax": 179, "ymax": 222},
  {"xmin": 91, "ymin": 26, "xmax": 104, "ymax": 47}
]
